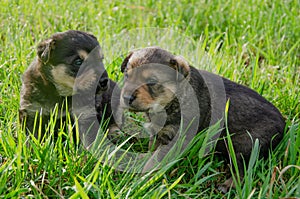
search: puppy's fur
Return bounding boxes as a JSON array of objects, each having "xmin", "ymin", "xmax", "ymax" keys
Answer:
[
  {"xmin": 120, "ymin": 46, "xmax": 285, "ymax": 192},
  {"xmin": 19, "ymin": 30, "xmax": 116, "ymax": 144}
]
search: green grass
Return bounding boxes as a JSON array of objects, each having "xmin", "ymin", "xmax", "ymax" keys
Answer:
[{"xmin": 1, "ymin": 0, "xmax": 299, "ymax": 198}]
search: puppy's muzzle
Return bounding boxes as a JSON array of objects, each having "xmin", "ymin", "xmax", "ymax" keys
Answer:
[
  {"xmin": 123, "ymin": 93, "xmax": 136, "ymax": 106},
  {"xmin": 97, "ymin": 77, "xmax": 109, "ymax": 91},
  {"xmin": 99, "ymin": 77, "xmax": 109, "ymax": 88}
]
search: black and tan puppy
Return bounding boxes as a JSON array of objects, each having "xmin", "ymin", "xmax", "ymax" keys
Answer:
[
  {"xmin": 19, "ymin": 30, "xmax": 116, "ymax": 145},
  {"xmin": 120, "ymin": 46, "xmax": 285, "ymax": 192}
]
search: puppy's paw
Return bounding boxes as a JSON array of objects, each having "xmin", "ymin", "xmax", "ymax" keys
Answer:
[
  {"xmin": 158, "ymin": 131, "xmax": 174, "ymax": 144},
  {"xmin": 155, "ymin": 125, "xmax": 177, "ymax": 146},
  {"xmin": 218, "ymin": 176, "xmax": 240, "ymax": 193},
  {"xmin": 218, "ymin": 178, "xmax": 233, "ymax": 193},
  {"xmin": 147, "ymin": 124, "xmax": 178, "ymax": 151},
  {"xmin": 218, "ymin": 183, "xmax": 230, "ymax": 193},
  {"xmin": 107, "ymin": 124, "xmax": 123, "ymax": 143}
]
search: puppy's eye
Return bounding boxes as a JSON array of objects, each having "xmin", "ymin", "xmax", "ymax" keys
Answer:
[
  {"xmin": 146, "ymin": 78, "xmax": 158, "ymax": 86},
  {"xmin": 73, "ymin": 58, "xmax": 83, "ymax": 67}
]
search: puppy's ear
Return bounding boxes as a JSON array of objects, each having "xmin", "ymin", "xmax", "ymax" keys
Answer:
[
  {"xmin": 37, "ymin": 39, "xmax": 55, "ymax": 64},
  {"xmin": 121, "ymin": 52, "xmax": 133, "ymax": 73},
  {"xmin": 170, "ymin": 55, "xmax": 190, "ymax": 78}
]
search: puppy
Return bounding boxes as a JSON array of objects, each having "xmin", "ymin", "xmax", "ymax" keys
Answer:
[
  {"xmin": 120, "ymin": 46, "xmax": 285, "ymax": 192},
  {"xmin": 19, "ymin": 30, "xmax": 116, "ymax": 146}
]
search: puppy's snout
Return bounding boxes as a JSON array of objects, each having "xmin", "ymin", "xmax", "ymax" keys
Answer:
[
  {"xmin": 99, "ymin": 77, "xmax": 108, "ymax": 88},
  {"xmin": 96, "ymin": 77, "xmax": 110, "ymax": 94},
  {"xmin": 96, "ymin": 77, "xmax": 109, "ymax": 92},
  {"xmin": 123, "ymin": 94, "xmax": 136, "ymax": 105}
]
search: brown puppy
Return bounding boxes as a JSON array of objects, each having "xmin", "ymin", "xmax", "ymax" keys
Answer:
[
  {"xmin": 120, "ymin": 46, "xmax": 285, "ymax": 192},
  {"xmin": 19, "ymin": 30, "xmax": 116, "ymax": 145}
]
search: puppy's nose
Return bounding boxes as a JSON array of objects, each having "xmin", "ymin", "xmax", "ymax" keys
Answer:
[
  {"xmin": 99, "ymin": 77, "xmax": 109, "ymax": 88},
  {"xmin": 123, "ymin": 94, "xmax": 136, "ymax": 105},
  {"xmin": 96, "ymin": 77, "xmax": 109, "ymax": 93}
]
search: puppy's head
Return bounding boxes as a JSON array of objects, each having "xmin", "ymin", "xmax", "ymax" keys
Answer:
[
  {"xmin": 37, "ymin": 30, "xmax": 108, "ymax": 96},
  {"xmin": 120, "ymin": 46, "xmax": 190, "ymax": 111}
]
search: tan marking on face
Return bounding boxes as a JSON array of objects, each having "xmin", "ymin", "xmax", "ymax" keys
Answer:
[
  {"xmin": 121, "ymin": 47, "xmax": 192, "ymax": 111},
  {"xmin": 126, "ymin": 68, "xmax": 134, "ymax": 76},
  {"xmin": 51, "ymin": 64, "xmax": 75, "ymax": 96},
  {"xmin": 77, "ymin": 49, "xmax": 89, "ymax": 60},
  {"xmin": 155, "ymin": 86, "xmax": 175, "ymax": 106},
  {"xmin": 121, "ymin": 66, "xmax": 177, "ymax": 111},
  {"xmin": 74, "ymin": 69, "xmax": 97, "ymax": 91},
  {"xmin": 133, "ymin": 85, "xmax": 155, "ymax": 108}
]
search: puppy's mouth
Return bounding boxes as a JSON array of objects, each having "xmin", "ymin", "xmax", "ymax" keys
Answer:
[
  {"xmin": 122, "ymin": 98, "xmax": 163, "ymax": 114},
  {"xmin": 121, "ymin": 102, "xmax": 150, "ymax": 112},
  {"xmin": 120, "ymin": 96, "xmax": 150, "ymax": 112},
  {"xmin": 128, "ymin": 106, "xmax": 149, "ymax": 112}
]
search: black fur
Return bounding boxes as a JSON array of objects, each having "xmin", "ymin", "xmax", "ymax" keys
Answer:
[
  {"xmin": 19, "ymin": 30, "xmax": 115, "ymax": 143},
  {"xmin": 120, "ymin": 47, "xmax": 285, "ymax": 192}
]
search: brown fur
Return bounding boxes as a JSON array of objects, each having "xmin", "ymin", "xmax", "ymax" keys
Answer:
[
  {"xmin": 120, "ymin": 46, "xmax": 286, "ymax": 192},
  {"xmin": 19, "ymin": 30, "xmax": 116, "ymax": 144}
]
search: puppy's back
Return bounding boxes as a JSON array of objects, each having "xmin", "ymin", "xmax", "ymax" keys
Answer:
[{"xmin": 206, "ymin": 72, "xmax": 286, "ymax": 159}]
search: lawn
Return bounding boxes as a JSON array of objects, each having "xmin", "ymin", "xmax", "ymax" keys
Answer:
[{"xmin": 0, "ymin": 0, "xmax": 299, "ymax": 198}]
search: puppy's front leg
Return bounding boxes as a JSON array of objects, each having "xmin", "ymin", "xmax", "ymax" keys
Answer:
[
  {"xmin": 106, "ymin": 123, "xmax": 124, "ymax": 144},
  {"xmin": 149, "ymin": 124, "xmax": 178, "ymax": 151}
]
